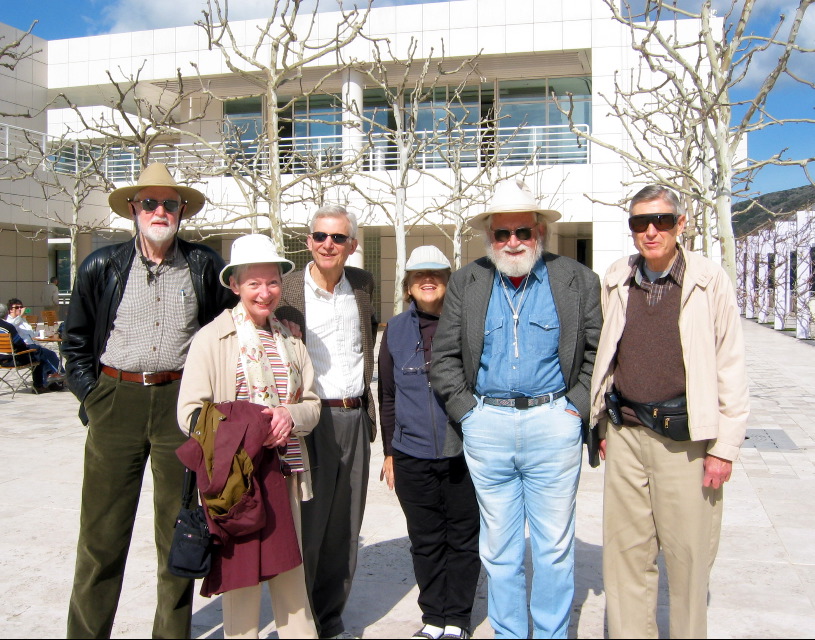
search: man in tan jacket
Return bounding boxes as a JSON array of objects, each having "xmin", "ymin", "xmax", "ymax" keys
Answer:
[{"xmin": 590, "ymin": 185, "xmax": 749, "ymax": 639}]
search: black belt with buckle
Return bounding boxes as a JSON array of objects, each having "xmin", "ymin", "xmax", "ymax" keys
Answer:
[{"xmin": 483, "ymin": 389, "xmax": 567, "ymax": 410}]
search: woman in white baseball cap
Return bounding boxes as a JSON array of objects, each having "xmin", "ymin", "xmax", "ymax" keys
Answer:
[
  {"xmin": 378, "ymin": 246, "xmax": 480, "ymax": 640},
  {"xmin": 177, "ymin": 234, "xmax": 319, "ymax": 638}
]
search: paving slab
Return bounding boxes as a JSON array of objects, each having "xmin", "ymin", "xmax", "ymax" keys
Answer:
[{"xmin": 1, "ymin": 318, "xmax": 814, "ymax": 638}]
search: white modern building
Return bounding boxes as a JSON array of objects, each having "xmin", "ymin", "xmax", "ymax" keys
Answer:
[{"xmin": 0, "ymin": 0, "xmax": 715, "ymax": 321}]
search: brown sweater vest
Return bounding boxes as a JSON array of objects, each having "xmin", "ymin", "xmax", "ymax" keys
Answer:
[{"xmin": 614, "ymin": 282, "xmax": 686, "ymax": 425}]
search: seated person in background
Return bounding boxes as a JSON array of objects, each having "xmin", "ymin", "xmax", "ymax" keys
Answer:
[
  {"xmin": 6, "ymin": 298, "xmax": 64, "ymax": 390},
  {"xmin": 0, "ymin": 302, "xmax": 49, "ymax": 393}
]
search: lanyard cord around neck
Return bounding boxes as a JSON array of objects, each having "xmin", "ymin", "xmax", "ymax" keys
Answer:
[{"xmin": 498, "ymin": 272, "xmax": 530, "ymax": 359}]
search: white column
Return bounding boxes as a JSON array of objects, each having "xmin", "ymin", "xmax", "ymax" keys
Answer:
[
  {"xmin": 744, "ymin": 237, "xmax": 756, "ymax": 318},
  {"xmin": 797, "ymin": 212, "xmax": 813, "ymax": 339},
  {"xmin": 342, "ymin": 68, "xmax": 365, "ymax": 164},
  {"xmin": 773, "ymin": 240, "xmax": 786, "ymax": 331},
  {"xmin": 347, "ymin": 227, "xmax": 364, "ymax": 269},
  {"xmin": 758, "ymin": 247, "xmax": 769, "ymax": 324}
]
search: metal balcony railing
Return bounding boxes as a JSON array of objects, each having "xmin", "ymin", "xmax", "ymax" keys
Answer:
[{"xmin": 1, "ymin": 122, "xmax": 590, "ymax": 182}]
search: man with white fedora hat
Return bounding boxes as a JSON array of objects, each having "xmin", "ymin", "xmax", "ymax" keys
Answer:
[
  {"xmin": 430, "ymin": 178, "xmax": 601, "ymax": 638},
  {"xmin": 63, "ymin": 162, "xmax": 235, "ymax": 638}
]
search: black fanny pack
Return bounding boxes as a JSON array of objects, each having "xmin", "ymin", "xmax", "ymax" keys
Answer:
[{"xmin": 605, "ymin": 390, "xmax": 690, "ymax": 441}]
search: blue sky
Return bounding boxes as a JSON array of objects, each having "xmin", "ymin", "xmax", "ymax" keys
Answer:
[{"xmin": 1, "ymin": 0, "xmax": 811, "ymax": 199}]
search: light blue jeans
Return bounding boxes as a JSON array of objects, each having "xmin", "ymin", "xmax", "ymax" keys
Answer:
[{"xmin": 462, "ymin": 396, "xmax": 582, "ymax": 638}]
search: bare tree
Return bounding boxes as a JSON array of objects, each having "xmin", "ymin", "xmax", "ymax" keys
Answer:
[
  {"xmin": 55, "ymin": 64, "xmax": 210, "ymax": 173},
  {"xmin": 349, "ymin": 37, "xmax": 493, "ymax": 314},
  {"xmin": 190, "ymin": 0, "xmax": 372, "ymax": 251},
  {"xmin": 562, "ymin": 0, "xmax": 814, "ymax": 283},
  {"xmin": 26, "ymin": 137, "xmax": 119, "ymax": 288},
  {"xmin": 0, "ymin": 21, "xmax": 41, "ymax": 119}
]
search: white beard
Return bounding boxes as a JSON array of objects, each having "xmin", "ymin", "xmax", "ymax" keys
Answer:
[
  {"xmin": 139, "ymin": 222, "xmax": 176, "ymax": 245},
  {"xmin": 486, "ymin": 240, "xmax": 544, "ymax": 278}
]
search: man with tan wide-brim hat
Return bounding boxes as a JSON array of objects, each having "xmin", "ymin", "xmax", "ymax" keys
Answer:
[
  {"xmin": 431, "ymin": 178, "xmax": 601, "ymax": 639},
  {"xmin": 62, "ymin": 163, "xmax": 236, "ymax": 638}
]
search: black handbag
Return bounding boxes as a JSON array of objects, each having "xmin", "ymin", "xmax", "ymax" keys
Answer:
[{"xmin": 168, "ymin": 410, "xmax": 212, "ymax": 579}]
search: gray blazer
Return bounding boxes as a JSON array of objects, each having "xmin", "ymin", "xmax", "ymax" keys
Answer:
[
  {"xmin": 430, "ymin": 253, "xmax": 601, "ymax": 426},
  {"xmin": 277, "ymin": 266, "xmax": 379, "ymax": 439}
]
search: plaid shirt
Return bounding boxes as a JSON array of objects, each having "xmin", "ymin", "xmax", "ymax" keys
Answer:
[
  {"xmin": 629, "ymin": 245, "xmax": 686, "ymax": 306},
  {"xmin": 100, "ymin": 239, "xmax": 199, "ymax": 372}
]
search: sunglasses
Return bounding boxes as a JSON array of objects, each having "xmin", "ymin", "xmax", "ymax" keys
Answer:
[
  {"xmin": 131, "ymin": 198, "xmax": 183, "ymax": 213},
  {"xmin": 628, "ymin": 214, "xmax": 678, "ymax": 233},
  {"xmin": 10, "ymin": 305, "xmax": 24, "ymax": 310},
  {"xmin": 311, "ymin": 232, "xmax": 351, "ymax": 244},
  {"xmin": 492, "ymin": 227, "xmax": 535, "ymax": 243}
]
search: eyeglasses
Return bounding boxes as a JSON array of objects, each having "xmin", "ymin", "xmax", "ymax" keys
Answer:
[
  {"xmin": 492, "ymin": 227, "xmax": 534, "ymax": 243},
  {"xmin": 311, "ymin": 232, "xmax": 351, "ymax": 244},
  {"xmin": 130, "ymin": 198, "xmax": 183, "ymax": 213},
  {"xmin": 10, "ymin": 305, "xmax": 24, "ymax": 310},
  {"xmin": 628, "ymin": 214, "xmax": 678, "ymax": 233},
  {"xmin": 401, "ymin": 343, "xmax": 431, "ymax": 376}
]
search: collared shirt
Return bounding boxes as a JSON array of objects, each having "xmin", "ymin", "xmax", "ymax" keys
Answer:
[
  {"xmin": 303, "ymin": 262, "xmax": 365, "ymax": 399},
  {"xmin": 476, "ymin": 257, "xmax": 566, "ymax": 398},
  {"xmin": 101, "ymin": 238, "xmax": 199, "ymax": 372},
  {"xmin": 630, "ymin": 245, "xmax": 686, "ymax": 306},
  {"xmin": 6, "ymin": 314, "xmax": 36, "ymax": 345}
]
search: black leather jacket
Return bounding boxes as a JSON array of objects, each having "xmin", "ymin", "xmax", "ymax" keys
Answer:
[{"xmin": 63, "ymin": 238, "xmax": 236, "ymax": 424}]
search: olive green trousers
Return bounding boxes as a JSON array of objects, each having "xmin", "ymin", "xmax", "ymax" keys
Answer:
[{"xmin": 67, "ymin": 374, "xmax": 193, "ymax": 639}]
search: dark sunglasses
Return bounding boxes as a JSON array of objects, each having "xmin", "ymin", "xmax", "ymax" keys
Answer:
[
  {"xmin": 628, "ymin": 214, "xmax": 678, "ymax": 233},
  {"xmin": 10, "ymin": 305, "xmax": 24, "ymax": 310},
  {"xmin": 311, "ymin": 231, "xmax": 351, "ymax": 244},
  {"xmin": 492, "ymin": 227, "xmax": 534, "ymax": 243},
  {"xmin": 130, "ymin": 198, "xmax": 183, "ymax": 213}
]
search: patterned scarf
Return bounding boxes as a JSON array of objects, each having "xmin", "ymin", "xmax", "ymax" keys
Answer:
[{"xmin": 231, "ymin": 302, "xmax": 304, "ymax": 470}]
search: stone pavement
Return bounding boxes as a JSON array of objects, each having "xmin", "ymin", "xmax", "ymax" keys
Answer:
[{"xmin": 2, "ymin": 318, "xmax": 814, "ymax": 638}]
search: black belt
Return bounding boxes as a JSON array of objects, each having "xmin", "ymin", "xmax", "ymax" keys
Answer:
[
  {"xmin": 483, "ymin": 390, "xmax": 567, "ymax": 410},
  {"xmin": 321, "ymin": 397, "xmax": 363, "ymax": 409},
  {"xmin": 101, "ymin": 365, "xmax": 183, "ymax": 386}
]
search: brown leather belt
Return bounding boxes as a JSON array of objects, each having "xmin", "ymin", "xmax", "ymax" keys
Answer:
[
  {"xmin": 101, "ymin": 365, "xmax": 183, "ymax": 386},
  {"xmin": 321, "ymin": 397, "xmax": 363, "ymax": 409}
]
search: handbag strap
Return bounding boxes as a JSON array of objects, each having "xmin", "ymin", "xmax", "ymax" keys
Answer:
[{"xmin": 180, "ymin": 406, "xmax": 203, "ymax": 510}]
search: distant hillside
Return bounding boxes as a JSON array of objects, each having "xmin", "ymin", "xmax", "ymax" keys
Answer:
[{"xmin": 732, "ymin": 185, "xmax": 815, "ymax": 237}]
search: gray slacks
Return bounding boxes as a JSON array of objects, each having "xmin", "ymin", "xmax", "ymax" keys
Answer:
[{"xmin": 300, "ymin": 405, "xmax": 371, "ymax": 638}]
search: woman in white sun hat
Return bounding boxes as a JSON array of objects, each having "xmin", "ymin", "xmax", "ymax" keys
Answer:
[
  {"xmin": 177, "ymin": 233, "xmax": 320, "ymax": 638},
  {"xmin": 378, "ymin": 246, "xmax": 480, "ymax": 640}
]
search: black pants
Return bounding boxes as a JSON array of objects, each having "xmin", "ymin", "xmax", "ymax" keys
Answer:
[{"xmin": 393, "ymin": 450, "xmax": 481, "ymax": 629}]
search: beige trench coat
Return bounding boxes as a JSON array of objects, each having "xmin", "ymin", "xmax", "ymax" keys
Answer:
[{"xmin": 177, "ymin": 309, "xmax": 321, "ymax": 500}]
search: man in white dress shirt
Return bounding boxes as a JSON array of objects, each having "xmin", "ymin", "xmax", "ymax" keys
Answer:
[{"xmin": 277, "ymin": 205, "xmax": 378, "ymax": 640}]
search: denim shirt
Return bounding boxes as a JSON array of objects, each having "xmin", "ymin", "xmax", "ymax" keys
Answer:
[{"xmin": 475, "ymin": 258, "xmax": 566, "ymax": 398}]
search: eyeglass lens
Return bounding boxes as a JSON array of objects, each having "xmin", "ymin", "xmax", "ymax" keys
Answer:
[
  {"xmin": 401, "ymin": 344, "xmax": 430, "ymax": 375},
  {"xmin": 628, "ymin": 214, "xmax": 678, "ymax": 233},
  {"xmin": 134, "ymin": 199, "xmax": 181, "ymax": 213},
  {"xmin": 311, "ymin": 232, "xmax": 350, "ymax": 244},
  {"xmin": 493, "ymin": 227, "xmax": 534, "ymax": 242}
]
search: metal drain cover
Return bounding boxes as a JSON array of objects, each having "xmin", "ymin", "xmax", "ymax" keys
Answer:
[{"xmin": 742, "ymin": 429, "xmax": 798, "ymax": 451}]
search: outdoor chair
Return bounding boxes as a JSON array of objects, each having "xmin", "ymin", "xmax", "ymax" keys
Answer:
[
  {"xmin": 0, "ymin": 332, "xmax": 39, "ymax": 397},
  {"xmin": 25, "ymin": 314, "xmax": 39, "ymax": 325},
  {"xmin": 42, "ymin": 310, "xmax": 58, "ymax": 325}
]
